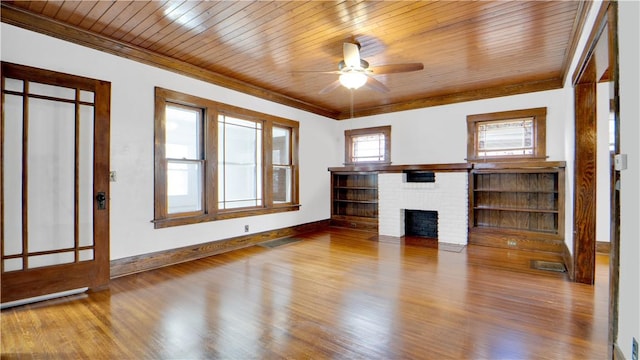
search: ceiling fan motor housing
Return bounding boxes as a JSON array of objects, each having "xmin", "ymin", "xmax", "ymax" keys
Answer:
[{"xmin": 339, "ymin": 59, "xmax": 369, "ymax": 71}]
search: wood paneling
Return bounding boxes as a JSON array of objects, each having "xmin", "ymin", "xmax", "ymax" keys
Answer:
[
  {"xmin": 1, "ymin": 1, "xmax": 586, "ymax": 120},
  {"xmin": 1, "ymin": 228, "xmax": 609, "ymax": 358}
]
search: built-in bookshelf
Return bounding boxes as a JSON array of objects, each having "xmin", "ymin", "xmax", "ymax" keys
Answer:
[
  {"xmin": 330, "ymin": 172, "xmax": 378, "ymax": 231},
  {"xmin": 468, "ymin": 161, "xmax": 565, "ymax": 252}
]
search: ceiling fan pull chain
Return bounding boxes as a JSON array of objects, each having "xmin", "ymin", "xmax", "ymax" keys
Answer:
[{"xmin": 350, "ymin": 89, "xmax": 355, "ymax": 119}]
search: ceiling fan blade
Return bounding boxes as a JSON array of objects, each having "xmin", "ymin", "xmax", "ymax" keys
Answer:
[
  {"xmin": 319, "ymin": 79, "xmax": 342, "ymax": 94},
  {"xmin": 343, "ymin": 43, "xmax": 361, "ymax": 68},
  {"xmin": 369, "ymin": 63, "xmax": 424, "ymax": 74},
  {"xmin": 365, "ymin": 76, "xmax": 390, "ymax": 93},
  {"xmin": 291, "ymin": 70, "xmax": 342, "ymax": 74}
]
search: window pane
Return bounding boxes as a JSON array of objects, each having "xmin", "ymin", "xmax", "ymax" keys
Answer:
[
  {"xmin": 477, "ymin": 117, "xmax": 533, "ymax": 157},
  {"xmin": 272, "ymin": 126, "xmax": 290, "ymax": 165},
  {"xmin": 353, "ymin": 133, "xmax": 385, "ymax": 162},
  {"xmin": 273, "ymin": 166, "xmax": 292, "ymax": 203},
  {"xmin": 167, "ymin": 161, "xmax": 202, "ymax": 214},
  {"xmin": 218, "ymin": 115, "xmax": 262, "ymax": 209},
  {"xmin": 165, "ymin": 105, "xmax": 201, "ymax": 159}
]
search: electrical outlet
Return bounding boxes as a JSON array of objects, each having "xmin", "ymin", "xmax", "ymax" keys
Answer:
[
  {"xmin": 632, "ymin": 337, "xmax": 638, "ymax": 360},
  {"xmin": 244, "ymin": 225, "xmax": 249, "ymax": 233}
]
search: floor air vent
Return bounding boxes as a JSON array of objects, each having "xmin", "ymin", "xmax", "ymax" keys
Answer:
[
  {"xmin": 258, "ymin": 237, "xmax": 302, "ymax": 249},
  {"xmin": 530, "ymin": 260, "xmax": 567, "ymax": 273}
]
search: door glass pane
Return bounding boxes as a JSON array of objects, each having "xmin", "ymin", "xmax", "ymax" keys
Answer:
[
  {"xmin": 27, "ymin": 98, "xmax": 75, "ymax": 252},
  {"xmin": 29, "ymin": 252, "xmax": 74, "ymax": 269},
  {"xmin": 78, "ymin": 105, "xmax": 94, "ymax": 247},
  {"xmin": 3, "ymin": 259, "xmax": 23, "ymax": 272},
  {"xmin": 29, "ymin": 82, "xmax": 75, "ymax": 100},
  {"xmin": 79, "ymin": 249, "xmax": 94, "ymax": 261},
  {"xmin": 79, "ymin": 90, "xmax": 94, "ymax": 103},
  {"xmin": 4, "ymin": 78, "xmax": 23, "ymax": 92},
  {"xmin": 2, "ymin": 94, "xmax": 24, "ymax": 256}
]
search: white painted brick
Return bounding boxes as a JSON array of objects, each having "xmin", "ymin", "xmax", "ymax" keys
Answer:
[{"xmin": 378, "ymin": 172, "xmax": 468, "ymax": 244}]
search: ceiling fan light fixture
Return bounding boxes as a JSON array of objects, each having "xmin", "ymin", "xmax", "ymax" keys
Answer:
[{"xmin": 339, "ymin": 72, "xmax": 367, "ymax": 90}]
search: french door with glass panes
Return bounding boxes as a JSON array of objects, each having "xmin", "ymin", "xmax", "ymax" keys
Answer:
[{"xmin": 1, "ymin": 62, "xmax": 111, "ymax": 304}]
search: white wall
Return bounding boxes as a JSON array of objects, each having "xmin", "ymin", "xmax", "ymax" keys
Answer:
[
  {"xmin": 617, "ymin": 1, "xmax": 640, "ymax": 358},
  {"xmin": 1, "ymin": 23, "xmax": 339, "ymax": 260},
  {"xmin": 335, "ymin": 90, "xmax": 569, "ymax": 165},
  {"xmin": 334, "ymin": 88, "xmax": 574, "ymax": 246}
]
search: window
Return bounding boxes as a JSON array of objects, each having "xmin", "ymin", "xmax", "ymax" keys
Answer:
[
  {"xmin": 467, "ymin": 107, "xmax": 546, "ymax": 162},
  {"xmin": 154, "ymin": 88, "xmax": 299, "ymax": 228},
  {"xmin": 344, "ymin": 126, "xmax": 391, "ymax": 165}
]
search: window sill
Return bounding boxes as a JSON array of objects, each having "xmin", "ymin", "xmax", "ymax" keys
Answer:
[{"xmin": 153, "ymin": 204, "xmax": 301, "ymax": 229}]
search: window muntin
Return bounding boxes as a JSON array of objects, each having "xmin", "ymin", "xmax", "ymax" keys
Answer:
[
  {"xmin": 154, "ymin": 87, "xmax": 300, "ymax": 228},
  {"xmin": 218, "ymin": 115, "xmax": 263, "ymax": 210},
  {"xmin": 345, "ymin": 126, "xmax": 391, "ymax": 165},
  {"xmin": 467, "ymin": 107, "xmax": 546, "ymax": 162}
]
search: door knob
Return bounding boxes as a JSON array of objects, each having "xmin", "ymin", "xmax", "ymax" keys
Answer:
[{"xmin": 96, "ymin": 192, "xmax": 106, "ymax": 210}]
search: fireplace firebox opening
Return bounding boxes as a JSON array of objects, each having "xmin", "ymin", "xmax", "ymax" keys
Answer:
[{"xmin": 404, "ymin": 210, "xmax": 438, "ymax": 239}]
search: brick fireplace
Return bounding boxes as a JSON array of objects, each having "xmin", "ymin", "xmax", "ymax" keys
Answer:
[{"xmin": 378, "ymin": 172, "xmax": 468, "ymax": 245}]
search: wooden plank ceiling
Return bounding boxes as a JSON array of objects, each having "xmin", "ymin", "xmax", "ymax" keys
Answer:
[{"xmin": 1, "ymin": 1, "xmax": 586, "ymax": 120}]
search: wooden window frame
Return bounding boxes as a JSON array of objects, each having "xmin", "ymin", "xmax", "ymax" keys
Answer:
[
  {"xmin": 466, "ymin": 107, "xmax": 547, "ymax": 163},
  {"xmin": 154, "ymin": 87, "xmax": 299, "ymax": 229},
  {"xmin": 344, "ymin": 125, "xmax": 391, "ymax": 165}
]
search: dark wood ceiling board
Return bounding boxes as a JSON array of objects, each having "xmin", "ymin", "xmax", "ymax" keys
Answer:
[
  {"xmin": 148, "ymin": 1, "xmax": 240, "ymax": 55},
  {"xmin": 213, "ymin": 2, "xmax": 339, "ymax": 65},
  {"xmin": 40, "ymin": 1, "xmax": 63, "ymax": 18},
  {"xmin": 25, "ymin": 0, "xmax": 46, "ymax": 13},
  {"xmin": 59, "ymin": 1, "xmax": 98, "ymax": 27},
  {"xmin": 76, "ymin": 1, "xmax": 116, "ymax": 30},
  {"xmin": 99, "ymin": 1, "xmax": 157, "ymax": 38},
  {"xmin": 133, "ymin": 1, "xmax": 204, "ymax": 49},
  {"xmin": 169, "ymin": 2, "xmax": 269, "ymax": 65},
  {"xmin": 164, "ymin": 2, "xmax": 266, "ymax": 59},
  {"xmin": 185, "ymin": 2, "xmax": 303, "ymax": 68},
  {"xmin": 88, "ymin": 1, "xmax": 136, "ymax": 34},
  {"xmin": 0, "ymin": 3, "xmax": 339, "ymax": 120},
  {"xmin": 124, "ymin": 1, "xmax": 187, "ymax": 47},
  {"xmin": 50, "ymin": 1, "xmax": 82, "ymax": 23},
  {"xmin": 116, "ymin": 1, "xmax": 180, "ymax": 44}
]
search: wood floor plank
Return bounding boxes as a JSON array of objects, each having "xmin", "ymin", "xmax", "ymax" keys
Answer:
[{"xmin": 1, "ymin": 228, "xmax": 608, "ymax": 359}]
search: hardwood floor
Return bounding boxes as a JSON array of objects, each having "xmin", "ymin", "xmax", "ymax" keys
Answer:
[{"xmin": 1, "ymin": 228, "xmax": 609, "ymax": 359}]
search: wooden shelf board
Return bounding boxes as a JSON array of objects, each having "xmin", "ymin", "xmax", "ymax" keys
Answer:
[{"xmin": 474, "ymin": 206, "xmax": 558, "ymax": 213}]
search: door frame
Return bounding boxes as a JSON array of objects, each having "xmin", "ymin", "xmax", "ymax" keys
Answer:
[
  {"xmin": 1, "ymin": 62, "xmax": 111, "ymax": 303},
  {"xmin": 571, "ymin": 1, "xmax": 620, "ymax": 356}
]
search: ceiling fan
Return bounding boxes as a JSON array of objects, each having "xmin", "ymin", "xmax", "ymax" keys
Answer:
[{"xmin": 301, "ymin": 42, "xmax": 424, "ymax": 94}]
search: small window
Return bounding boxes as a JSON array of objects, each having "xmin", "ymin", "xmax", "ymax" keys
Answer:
[
  {"xmin": 467, "ymin": 107, "xmax": 546, "ymax": 162},
  {"xmin": 345, "ymin": 126, "xmax": 391, "ymax": 165}
]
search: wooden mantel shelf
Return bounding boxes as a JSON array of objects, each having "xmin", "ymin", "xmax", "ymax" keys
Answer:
[{"xmin": 328, "ymin": 163, "xmax": 472, "ymax": 173}]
